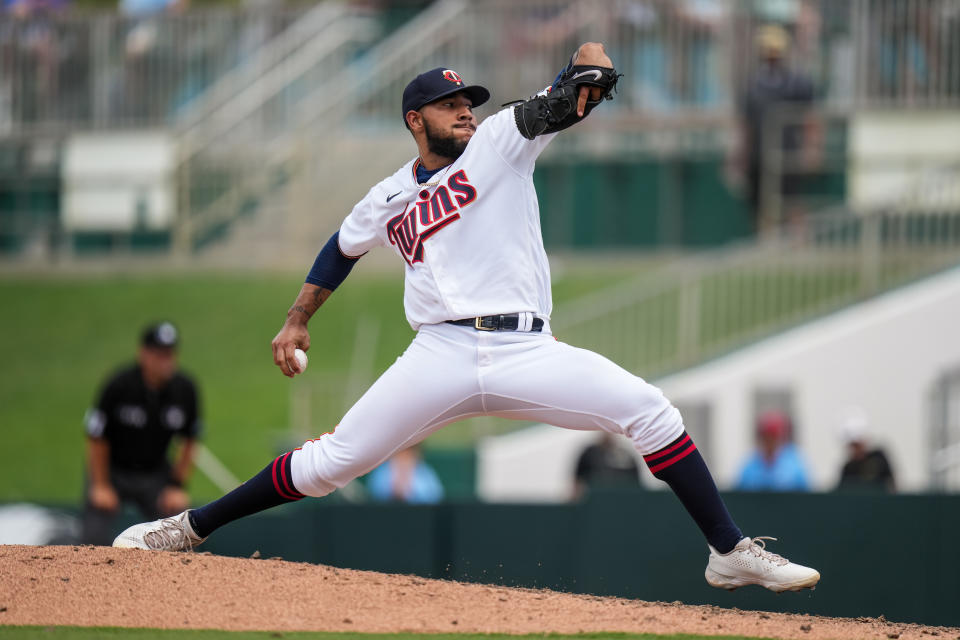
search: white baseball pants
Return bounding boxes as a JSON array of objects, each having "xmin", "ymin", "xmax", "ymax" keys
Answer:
[{"xmin": 290, "ymin": 321, "xmax": 684, "ymax": 497}]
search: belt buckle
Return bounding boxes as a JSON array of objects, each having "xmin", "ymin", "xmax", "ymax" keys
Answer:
[{"xmin": 474, "ymin": 316, "xmax": 496, "ymax": 331}]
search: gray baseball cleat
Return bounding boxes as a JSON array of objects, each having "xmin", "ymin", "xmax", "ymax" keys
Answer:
[
  {"xmin": 705, "ymin": 536, "xmax": 820, "ymax": 592},
  {"xmin": 112, "ymin": 510, "xmax": 206, "ymax": 551}
]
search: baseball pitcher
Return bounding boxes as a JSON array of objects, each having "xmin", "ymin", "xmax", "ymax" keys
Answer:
[{"xmin": 115, "ymin": 43, "xmax": 819, "ymax": 593}]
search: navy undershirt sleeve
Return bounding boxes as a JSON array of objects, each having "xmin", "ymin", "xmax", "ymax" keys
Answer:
[{"xmin": 305, "ymin": 231, "xmax": 361, "ymax": 291}]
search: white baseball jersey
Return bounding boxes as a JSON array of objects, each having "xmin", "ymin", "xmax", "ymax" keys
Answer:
[{"xmin": 338, "ymin": 108, "xmax": 557, "ymax": 330}]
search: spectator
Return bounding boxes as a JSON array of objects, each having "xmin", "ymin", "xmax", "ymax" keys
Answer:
[
  {"xmin": 731, "ymin": 23, "xmax": 820, "ymax": 234},
  {"xmin": 367, "ymin": 445, "xmax": 444, "ymax": 504},
  {"xmin": 572, "ymin": 432, "xmax": 642, "ymax": 500},
  {"xmin": 736, "ymin": 410, "xmax": 810, "ymax": 491},
  {"xmin": 113, "ymin": 0, "xmax": 190, "ymax": 123},
  {"xmin": 870, "ymin": 0, "xmax": 938, "ymax": 100},
  {"xmin": 836, "ymin": 406, "xmax": 895, "ymax": 493},
  {"xmin": 120, "ymin": 0, "xmax": 176, "ymax": 17},
  {"xmin": 2, "ymin": 0, "xmax": 63, "ymax": 126},
  {"xmin": 81, "ymin": 321, "xmax": 201, "ymax": 545}
]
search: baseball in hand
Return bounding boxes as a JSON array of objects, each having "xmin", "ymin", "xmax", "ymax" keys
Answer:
[{"xmin": 293, "ymin": 348, "xmax": 308, "ymax": 373}]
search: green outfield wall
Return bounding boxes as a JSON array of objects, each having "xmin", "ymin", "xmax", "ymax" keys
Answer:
[
  {"xmin": 533, "ymin": 154, "xmax": 846, "ymax": 248},
  {"xmin": 176, "ymin": 491, "xmax": 959, "ymax": 627}
]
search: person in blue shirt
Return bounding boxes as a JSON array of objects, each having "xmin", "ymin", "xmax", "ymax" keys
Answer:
[
  {"xmin": 367, "ymin": 445, "xmax": 444, "ymax": 504},
  {"xmin": 736, "ymin": 410, "xmax": 810, "ymax": 491}
]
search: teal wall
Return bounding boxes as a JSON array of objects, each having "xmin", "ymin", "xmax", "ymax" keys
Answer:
[
  {"xmin": 1, "ymin": 152, "xmax": 846, "ymax": 254},
  {"xmin": 0, "ymin": 149, "xmax": 59, "ymax": 254},
  {"xmin": 533, "ymin": 154, "xmax": 847, "ymax": 248},
  {"xmin": 420, "ymin": 449, "xmax": 476, "ymax": 500},
  {"xmin": 193, "ymin": 491, "xmax": 959, "ymax": 627},
  {"xmin": 534, "ymin": 157, "xmax": 754, "ymax": 248}
]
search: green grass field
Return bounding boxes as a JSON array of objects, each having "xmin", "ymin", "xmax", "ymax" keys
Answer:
[
  {"xmin": 1, "ymin": 273, "xmax": 394, "ymax": 503},
  {"xmin": 0, "ymin": 628, "xmax": 768, "ymax": 640},
  {"xmin": 0, "ymin": 257, "xmax": 912, "ymax": 504},
  {"xmin": 0, "ymin": 269, "xmax": 639, "ymax": 504}
]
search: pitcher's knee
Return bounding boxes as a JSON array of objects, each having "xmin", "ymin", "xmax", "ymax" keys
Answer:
[
  {"xmin": 290, "ymin": 437, "xmax": 385, "ymax": 498},
  {"xmin": 289, "ymin": 447, "xmax": 335, "ymax": 497},
  {"xmin": 627, "ymin": 403, "xmax": 685, "ymax": 455}
]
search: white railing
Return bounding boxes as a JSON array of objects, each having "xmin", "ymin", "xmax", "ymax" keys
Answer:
[
  {"xmin": 172, "ymin": 0, "xmax": 475, "ymax": 253},
  {"xmin": 176, "ymin": 6, "xmax": 380, "ymax": 161},
  {"xmin": 552, "ymin": 202, "xmax": 960, "ymax": 378},
  {"xmin": 174, "ymin": 1, "xmax": 349, "ymax": 135},
  {"xmin": 172, "ymin": 2, "xmax": 383, "ymax": 252}
]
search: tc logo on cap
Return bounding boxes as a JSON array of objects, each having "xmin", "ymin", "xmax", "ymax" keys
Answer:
[{"xmin": 442, "ymin": 69, "xmax": 463, "ymax": 84}]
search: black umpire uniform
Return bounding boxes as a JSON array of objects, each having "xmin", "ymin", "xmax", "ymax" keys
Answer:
[{"xmin": 81, "ymin": 322, "xmax": 202, "ymax": 545}]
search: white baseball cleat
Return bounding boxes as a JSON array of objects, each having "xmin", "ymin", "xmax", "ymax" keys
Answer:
[
  {"xmin": 705, "ymin": 536, "xmax": 820, "ymax": 593},
  {"xmin": 112, "ymin": 510, "xmax": 206, "ymax": 551}
]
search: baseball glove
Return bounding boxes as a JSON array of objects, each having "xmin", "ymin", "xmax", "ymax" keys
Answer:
[{"xmin": 513, "ymin": 65, "xmax": 621, "ymax": 140}]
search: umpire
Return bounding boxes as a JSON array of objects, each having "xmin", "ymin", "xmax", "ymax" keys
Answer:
[{"xmin": 81, "ymin": 321, "xmax": 202, "ymax": 545}]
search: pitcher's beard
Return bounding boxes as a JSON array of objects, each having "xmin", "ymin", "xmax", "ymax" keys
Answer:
[{"xmin": 424, "ymin": 120, "xmax": 470, "ymax": 161}]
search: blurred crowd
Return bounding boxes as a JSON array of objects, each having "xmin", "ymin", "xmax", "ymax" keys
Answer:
[
  {"xmin": 0, "ymin": 0, "xmax": 315, "ymax": 130},
  {"xmin": 570, "ymin": 404, "xmax": 898, "ymax": 499},
  {"xmin": 4, "ymin": 0, "xmax": 958, "ymax": 250},
  {"xmin": 3, "ymin": 0, "xmax": 959, "ymax": 132},
  {"xmin": 733, "ymin": 406, "xmax": 896, "ymax": 494}
]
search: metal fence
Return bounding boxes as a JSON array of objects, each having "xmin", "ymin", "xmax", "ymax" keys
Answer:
[
  {"xmin": 220, "ymin": 0, "xmax": 960, "ymax": 133},
  {"xmin": 0, "ymin": 7, "xmax": 312, "ymax": 133},
  {"xmin": 2, "ymin": 0, "xmax": 958, "ymax": 135},
  {"xmin": 850, "ymin": 0, "xmax": 960, "ymax": 107}
]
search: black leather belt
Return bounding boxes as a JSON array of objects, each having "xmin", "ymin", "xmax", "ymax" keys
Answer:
[{"xmin": 447, "ymin": 314, "xmax": 544, "ymax": 332}]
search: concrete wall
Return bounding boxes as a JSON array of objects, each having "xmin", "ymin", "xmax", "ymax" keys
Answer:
[
  {"xmin": 658, "ymin": 265, "xmax": 960, "ymax": 491},
  {"xmin": 848, "ymin": 111, "xmax": 960, "ymax": 211},
  {"xmin": 479, "ymin": 266, "xmax": 960, "ymax": 499},
  {"xmin": 62, "ymin": 132, "xmax": 176, "ymax": 232},
  {"xmin": 478, "ymin": 425, "xmax": 607, "ymax": 503}
]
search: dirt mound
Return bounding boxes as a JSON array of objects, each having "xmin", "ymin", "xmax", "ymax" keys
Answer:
[{"xmin": 0, "ymin": 544, "xmax": 955, "ymax": 639}]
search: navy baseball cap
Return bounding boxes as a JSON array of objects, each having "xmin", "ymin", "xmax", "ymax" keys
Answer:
[
  {"xmin": 401, "ymin": 67, "xmax": 490, "ymax": 122},
  {"xmin": 141, "ymin": 321, "xmax": 178, "ymax": 349}
]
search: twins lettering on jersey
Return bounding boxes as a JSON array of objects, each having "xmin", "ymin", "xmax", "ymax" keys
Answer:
[{"xmin": 387, "ymin": 169, "xmax": 477, "ymax": 265}]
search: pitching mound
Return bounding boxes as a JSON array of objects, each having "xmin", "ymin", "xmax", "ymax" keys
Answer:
[{"xmin": 0, "ymin": 544, "xmax": 955, "ymax": 639}]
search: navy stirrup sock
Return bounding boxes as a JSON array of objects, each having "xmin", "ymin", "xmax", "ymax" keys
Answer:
[
  {"xmin": 644, "ymin": 432, "xmax": 743, "ymax": 554},
  {"xmin": 188, "ymin": 452, "xmax": 305, "ymax": 539}
]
